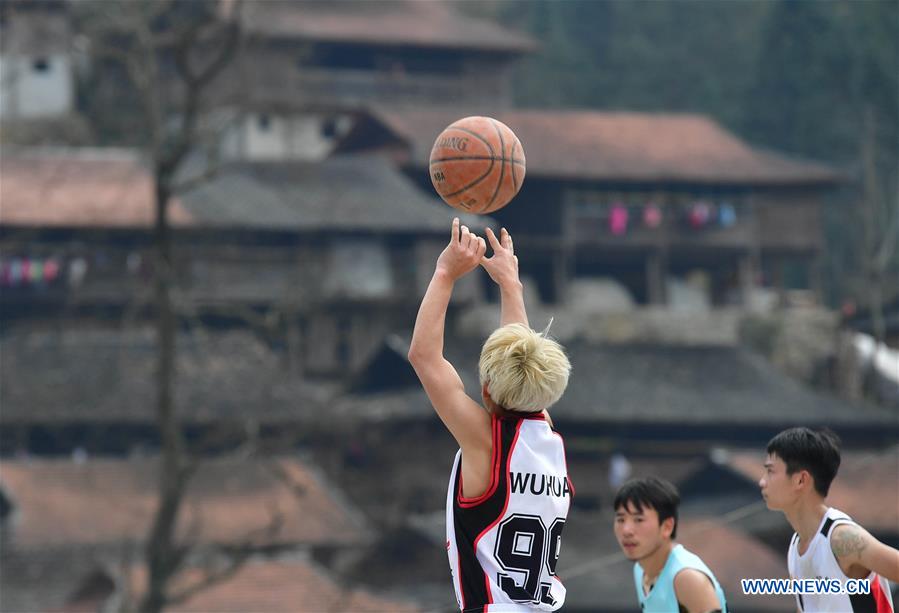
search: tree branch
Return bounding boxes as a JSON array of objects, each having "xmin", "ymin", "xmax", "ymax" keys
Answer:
[{"xmin": 170, "ymin": 164, "xmax": 221, "ymax": 195}]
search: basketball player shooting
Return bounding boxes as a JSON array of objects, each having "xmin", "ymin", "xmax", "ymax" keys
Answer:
[{"xmin": 408, "ymin": 218, "xmax": 573, "ymax": 612}]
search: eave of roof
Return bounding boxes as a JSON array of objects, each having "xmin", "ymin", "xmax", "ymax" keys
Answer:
[{"xmin": 352, "ymin": 108, "xmax": 845, "ymax": 187}]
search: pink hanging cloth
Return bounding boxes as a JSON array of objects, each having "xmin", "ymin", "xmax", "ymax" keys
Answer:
[{"xmin": 609, "ymin": 202, "xmax": 629, "ymax": 235}]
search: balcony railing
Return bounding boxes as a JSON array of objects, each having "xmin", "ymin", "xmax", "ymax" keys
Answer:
[
  {"xmin": 250, "ymin": 67, "xmax": 510, "ymax": 107},
  {"xmin": 570, "ymin": 202, "xmax": 757, "ymax": 250}
]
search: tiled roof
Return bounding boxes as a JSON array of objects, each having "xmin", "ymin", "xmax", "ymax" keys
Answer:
[
  {"xmin": 0, "ymin": 328, "xmax": 336, "ymax": 425},
  {"xmin": 5, "ymin": 327, "xmax": 891, "ymax": 429},
  {"xmin": 265, "ymin": 337, "xmax": 896, "ymax": 427},
  {"xmin": 0, "ymin": 456, "xmax": 369, "ymax": 550},
  {"xmin": 238, "ymin": 0, "xmax": 536, "ymax": 53},
  {"xmin": 0, "ymin": 148, "xmax": 194, "ymax": 228},
  {"xmin": 350, "ymin": 108, "xmax": 844, "ymax": 185},
  {"xmin": 726, "ymin": 448, "xmax": 899, "ymax": 533},
  {"xmin": 1, "ymin": 552, "xmax": 420, "ymax": 613},
  {"xmin": 0, "ymin": 548, "xmax": 99, "ymax": 613},
  {"xmin": 568, "ymin": 456, "xmax": 706, "ymax": 505},
  {"xmin": 0, "ymin": 148, "xmax": 471, "ymax": 232},
  {"xmin": 435, "ymin": 337, "xmax": 890, "ymax": 426},
  {"xmin": 126, "ymin": 558, "xmax": 420, "ymax": 613},
  {"xmin": 180, "ymin": 156, "xmax": 473, "ymax": 232},
  {"xmin": 556, "ymin": 342, "xmax": 893, "ymax": 425}
]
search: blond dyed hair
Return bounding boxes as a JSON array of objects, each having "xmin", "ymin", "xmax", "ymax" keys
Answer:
[{"xmin": 478, "ymin": 323, "xmax": 571, "ymax": 413}]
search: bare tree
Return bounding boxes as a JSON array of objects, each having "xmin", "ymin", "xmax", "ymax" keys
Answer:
[{"xmin": 76, "ymin": 2, "xmax": 252, "ymax": 611}]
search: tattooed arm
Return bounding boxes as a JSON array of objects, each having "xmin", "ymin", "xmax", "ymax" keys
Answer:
[{"xmin": 830, "ymin": 523, "xmax": 899, "ymax": 582}]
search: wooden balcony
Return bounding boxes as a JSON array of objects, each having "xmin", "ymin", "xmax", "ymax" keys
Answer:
[
  {"xmin": 248, "ymin": 67, "xmax": 510, "ymax": 107},
  {"xmin": 572, "ymin": 216, "xmax": 667, "ymax": 249},
  {"xmin": 570, "ymin": 204, "xmax": 757, "ymax": 251}
]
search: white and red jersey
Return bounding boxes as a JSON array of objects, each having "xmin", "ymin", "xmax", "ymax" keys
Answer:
[
  {"xmin": 788, "ymin": 507, "xmax": 894, "ymax": 612},
  {"xmin": 446, "ymin": 413, "xmax": 573, "ymax": 613}
]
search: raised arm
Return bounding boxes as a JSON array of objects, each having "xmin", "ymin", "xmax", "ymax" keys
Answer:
[
  {"xmin": 407, "ymin": 218, "xmax": 491, "ymax": 451},
  {"xmin": 831, "ymin": 523, "xmax": 899, "ymax": 582},
  {"xmin": 481, "ymin": 227, "xmax": 528, "ymax": 327}
]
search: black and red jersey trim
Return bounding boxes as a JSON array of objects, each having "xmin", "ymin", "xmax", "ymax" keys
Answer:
[
  {"xmin": 451, "ymin": 416, "xmax": 523, "ymax": 612},
  {"xmin": 843, "ymin": 573, "xmax": 894, "ymax": 612},
  {"xmin": 458, "ymin": 416, "xmax": 502, "ymax": 508},
  {"xmin": 862, "ymin": 577, "xmax": 894, "ymax": 613}
]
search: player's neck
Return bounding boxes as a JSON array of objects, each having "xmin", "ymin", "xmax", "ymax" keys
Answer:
[
  {"xmin": 785, "ymin": 499, "xmax": 828, "ymax": 548},
  {"xmin": 639, "ymin": 540, "xmax": 674, "ymax": 582}
]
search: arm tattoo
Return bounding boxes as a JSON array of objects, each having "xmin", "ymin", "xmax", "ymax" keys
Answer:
[{"xmin": 831, "ymin": 525, "xmax": 868, "ymax": 559}]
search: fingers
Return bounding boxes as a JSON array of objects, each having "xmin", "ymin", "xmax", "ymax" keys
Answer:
[
  {"xmin": 476, "ymin": 236, "xmax": 487, "ymax": 259},
  {"xmin": 485, "ymin": 227, "xmax": 514, "ymax": 254},
  {"xmin": 460, "ymin": 224, "xmax": 473, "ymax": 250},
  {"xmin": 485, "ymin": 227, "xmax": 502, "ymax": 251},
  {"xmin": 453, "ymin": 221, "xmax": 493, "ymax": 259},
  {"xmin": 501, "ymin": 227, "xmax": 513, "ymax": 253}
]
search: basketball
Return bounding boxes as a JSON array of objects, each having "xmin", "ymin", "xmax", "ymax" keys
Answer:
[{"xmin": 429, "ymin": 116, "xmax": 526, "ymax": 214}]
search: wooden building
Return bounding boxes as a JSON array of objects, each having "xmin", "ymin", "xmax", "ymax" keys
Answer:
[
  {"xmin": 0, "ymin": 147, "xmax": 485, "ymax": 378},
  {"xmin": 0, "ymin": 0, "xmax": 74, "ymax": 120},
  {"xmin": 339, "ymin": 108, "xmax": 845, "ymax": 306},
  {"xmin": 211, "ymin": 0, "xmax": 535, "ymax": 161}
]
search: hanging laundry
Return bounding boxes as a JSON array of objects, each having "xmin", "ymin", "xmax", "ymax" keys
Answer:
[
  {"xmin": 43, "ymin": 258, "xmax": 60, "ymax": 282},
  {"xmin": 643, "ymin": 202, "xmax": 663, "ymax": 228},
  {"xmin": 68, "ymin": 257, "xmax": 88, "ymax": 288},
  {"xmin": 29, "ymin": 260, "xmax": 44, "ymax": 283},
  {"xmin": 0, "ymin": 261, "xmax": 11, "ymax": 286},
  {"xmin": 718, "ymin": 202, "xmax": 737, "ymax": 227},
  {"xmin": 688, "ymin": 200, "xmax": 712, "ymax": 229},
  {"xmin": 9, "ymin": 259, "xmax": 23, "ymax": 286},
  {"xmin": 609, "ymin": 202, "xmax": 629, "ymax": 235}
]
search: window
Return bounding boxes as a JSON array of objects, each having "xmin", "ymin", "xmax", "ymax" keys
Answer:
[
  {"xmin": 257, "ymin": 114, "xmax": 271, "ymax": 131},
  {"xmin": 32, "ymin": 57, "xmax": 50, "ymax": 73}
]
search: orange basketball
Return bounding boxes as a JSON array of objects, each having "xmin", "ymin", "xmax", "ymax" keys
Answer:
[{"xmin": 429, "ymin": 116, "xmax": 526, "ymax": 214}]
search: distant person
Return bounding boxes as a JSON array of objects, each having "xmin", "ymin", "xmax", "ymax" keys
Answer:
[
  {"xmin": 759, "ymin": 427, "xmax": 897, "ymax": 612},
  {"xmin": 408, "ymin": 218, "xmax": 573, "ymax": 611},
  {"xmin": 609, "ymin": 451, "xmax": 632, "ymax": 490},
  {"xmin": 614, "ymin": 477, "xmax": 728, "ymax": 613}
]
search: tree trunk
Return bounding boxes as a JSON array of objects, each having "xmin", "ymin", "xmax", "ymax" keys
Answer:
[{"xmin": 140, "ymin": 175, "xmax": 189, "ymax": 613}]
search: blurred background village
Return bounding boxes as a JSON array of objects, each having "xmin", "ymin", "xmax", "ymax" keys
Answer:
[{"xmin": 0, "ymin": 1, "xmax": 897, "ymax": 612}]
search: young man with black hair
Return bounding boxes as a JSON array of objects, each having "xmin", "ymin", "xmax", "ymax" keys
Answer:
[
  {"xmin": 613, "ymin": 477, "xmax": 727, "ymax": 613},
  {"xmin": 760, "ymin": 426, "xmax": 898, "ymax": 612}
]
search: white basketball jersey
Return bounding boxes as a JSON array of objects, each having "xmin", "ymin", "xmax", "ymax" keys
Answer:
[
  {"xmin": 446, "ymin": 413, "xmax": 572, "ymax": 612},
  {"xmin": 788, "ymin": 507, "xmax": 894, "ymax": 612}
]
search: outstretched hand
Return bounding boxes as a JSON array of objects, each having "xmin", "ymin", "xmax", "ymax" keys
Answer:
[
  {"xmin": 435, "ymin": 217, "xmax": 487, "ymax": 281},
  {"xmin": 480, "ymin": 227, "xmax": 519, "ymax": 288}
]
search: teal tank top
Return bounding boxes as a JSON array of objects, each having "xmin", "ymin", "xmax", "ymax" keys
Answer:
[{"xmin": 633, "ymin": 544, "xmax": 728, "ymax": 612}]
